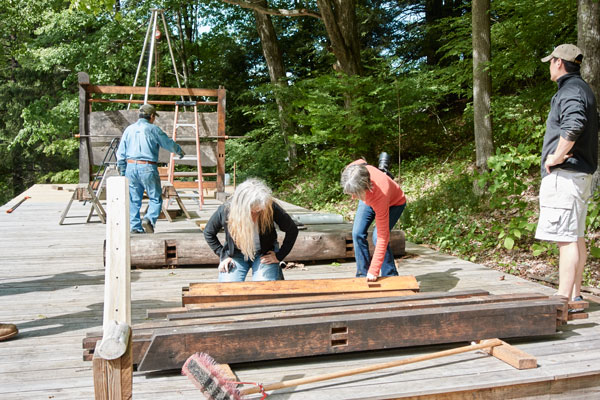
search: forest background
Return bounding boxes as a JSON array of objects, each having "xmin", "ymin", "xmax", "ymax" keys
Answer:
[{"xmin": 1, "ymin": 0, "xmax": 599, "ymax": 287}]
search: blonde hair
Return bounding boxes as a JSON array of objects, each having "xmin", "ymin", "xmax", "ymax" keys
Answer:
[{"xmin": 227, "ymin": 178, "xmax": 274, "ymax": 260}]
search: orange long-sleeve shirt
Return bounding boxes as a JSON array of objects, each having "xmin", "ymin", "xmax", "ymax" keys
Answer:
[{"xmin": 350, "ymin": 160, "xmax": 406, "ymax": 276}]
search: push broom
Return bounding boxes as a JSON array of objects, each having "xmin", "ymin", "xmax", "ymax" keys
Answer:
[{"xmin": 182, "ymin": 338, "xmax": 503, "ymax": 399}]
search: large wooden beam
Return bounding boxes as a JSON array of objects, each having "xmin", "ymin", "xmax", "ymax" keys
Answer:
[
  {"xmin": 148, "ymin": 289, "xmax": 432, "ymax": 317},
  {"xmin": 173, "ymin": 293, "xmax": 550, "ymax": 324},
  {"xmin": 83, "ymin": 292, "xmax": 565, "ymax": 370},
  {"xmin": 182, "ymin": 275, "xmax": 417, "ymax": 304},
  {"xmin": 87, "ymin": 292, "xmax": 547, "ymax": 342},
  {"xmin": 187, "ymin": 276, "xmax": 419, "ymax": 296},
  {"xmin": 85, "ymin": 85, "xmax": 219, "ymax": 97},
  {"xmin": 135, "ymin": 298, "xmax": 562, "ymax": 371}
]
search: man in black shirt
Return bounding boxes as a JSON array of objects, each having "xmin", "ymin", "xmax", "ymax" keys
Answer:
[{"xmin": 535, "ymin": 44, "xmax": 598, "ymax": 304}]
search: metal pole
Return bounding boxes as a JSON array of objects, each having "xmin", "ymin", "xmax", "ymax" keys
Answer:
[
  {"xmin": 160, "ymin": 11, "xmax": 186, "ymax": 105},
  {"xmin": 127, "ymin": 15, "xmax": 153, "ymax": 110},
  {"xmin": 144, "ymin": 9, "xmax": 159, "ymax": 104}
]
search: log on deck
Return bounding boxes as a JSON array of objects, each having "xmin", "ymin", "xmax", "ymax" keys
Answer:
[{"xmin": 127, "ymin": 227, "xmax": 405, "ymax": 268}]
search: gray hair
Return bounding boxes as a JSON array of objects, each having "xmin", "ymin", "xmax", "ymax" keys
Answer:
[{"xmin": 341, "ymin": 164, "xmax": 371, "ymax": 196}]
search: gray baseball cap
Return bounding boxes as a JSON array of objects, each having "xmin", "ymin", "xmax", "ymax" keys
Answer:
[
  {"xmin": 139, "ymin": 104, "xmax": 159, "ymax": 117},
  {"xmin": 541, "ymin": 44, "xmax": 583, "ymax": 64}
]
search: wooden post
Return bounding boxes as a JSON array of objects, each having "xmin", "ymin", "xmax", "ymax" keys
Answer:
[
  {"xmin": 216, "ymin": 86, "xmax": 226, "ymax": 193},
  {"xmin": 94, "ymin": 177, "xmax": 132, "ymax": 399},
  {"xmin": 78, "ymin": 72, "xmax": 93, "ymax": 184},
  {"xmin": 103, "ymin": 177, "xmax": 131, "ymax": 329}
]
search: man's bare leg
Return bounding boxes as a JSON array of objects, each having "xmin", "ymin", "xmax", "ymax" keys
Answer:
[
  {"xmin": 557, "ymin": 240, "xmax": 580, "ymax": 299},
  {"xmin": 572, "ymin": 237, "xmax": 587, "ymax": 299}
]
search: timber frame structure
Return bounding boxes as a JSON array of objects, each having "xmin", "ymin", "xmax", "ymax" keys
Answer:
[{"xmin": 77, "ymin": 71, "xmax": 227, "ymax": 196}]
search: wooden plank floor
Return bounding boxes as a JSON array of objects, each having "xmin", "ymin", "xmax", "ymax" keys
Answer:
[{"xmin": 1, "ymin": 184, "xmax": 599, "ymax": 399}]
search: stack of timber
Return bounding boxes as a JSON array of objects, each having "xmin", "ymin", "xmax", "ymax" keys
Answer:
[
  {"xmin": 128, "ymin": 226, "xmax": 405, "ymax": 268},
  {"xmin": 82, "ymin": 276, "xmax": 588, "ymax": 373}
]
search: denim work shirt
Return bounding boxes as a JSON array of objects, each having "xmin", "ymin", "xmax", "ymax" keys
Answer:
[{"xmin": 116, "ymin": 118, "xmax": 182, "ymax": 172}]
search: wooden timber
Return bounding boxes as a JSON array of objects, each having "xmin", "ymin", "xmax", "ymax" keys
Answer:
[
  {"xmin": 82, "ymin": 291, "xmax": 567, "ymax": 372},
  {"xmin": 181, "ymin": 275, "xmax": 415, "ymax": 304},
  {"xmin": 149, "ymin": 289, "xmax": 490, "ymax": 318},
  {"xmin": 172, "ymin": 293, "xmax": 552, "ymax": 323},
  {"xmin": 148, "ymin": 290, "xmax": 422, "ymax": 318},
  {"xmin": 92, "ymin": 332, "xmax": 133, "ymax": 400},
  {"xmin": 128, "ymin": 227, "xmax": 405, "ymax": 268},
  {"xmin": 186, "ymin": 276, "xmax": 419, "ymax": 296}
]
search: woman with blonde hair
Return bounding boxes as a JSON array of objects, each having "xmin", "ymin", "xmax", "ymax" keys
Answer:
[{"xmin": 204, "ymin": 178, "xmax": 298, "ymax": 282}]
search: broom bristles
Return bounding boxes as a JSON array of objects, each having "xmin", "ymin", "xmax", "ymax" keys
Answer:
[{"xmin": 182, "ymin": 353, "xmax": 244, "ymax": 400}]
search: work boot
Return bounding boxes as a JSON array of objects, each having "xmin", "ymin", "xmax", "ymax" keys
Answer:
[
  {"xmin": 0, "ymin": 323, "xmax": 18, "ymax": 341},
  {"xmin": 142, "ymin": 218, "xmax": 154, "ymax": 234}
]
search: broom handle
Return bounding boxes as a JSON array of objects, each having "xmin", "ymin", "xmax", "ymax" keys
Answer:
[{"xmin": 241, "ymin": 338, "xmax": 503, "ymax": 395}]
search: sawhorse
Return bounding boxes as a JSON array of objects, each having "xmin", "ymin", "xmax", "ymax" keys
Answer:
[
  {"xmin": 59, "ymin": 183, "xmax": 106, "ymax": 225},
  {"xmin": 141, "ymin": 181, "xmax": 191, "ymax": 222},
  {"xmin": 161, "ymin": 181, "xmax": 191, "ymax": 221}
]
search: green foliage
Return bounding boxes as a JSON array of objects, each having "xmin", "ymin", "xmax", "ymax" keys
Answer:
[
  {"xmin": 400, "ymin": 156, "xmax": 496, "ymax": 260},
  {"xmin": 278, "ymin": 149, "xmax": 349, "ymax": 210},
  {"xmin": 587, "ymin": 192, "xmax": 600, "ymax": 259},
  {"xmin": 70, "ymin": 0, "xmax": 117, "ymax": 14},
  {"xmin": 39, "ymin": 169, "xmax": 79, "ymax": 184},
  {"xmin": 479, "ymin": 143, "xmax": 540, "ymax": 251},
  {"xmin": 287, "ymin": 71, "xmax": 399, "ymax": 159}
]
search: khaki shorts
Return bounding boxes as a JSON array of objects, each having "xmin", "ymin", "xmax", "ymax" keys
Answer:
[{"xmin": 535, "ymin": 169, "xmax": 592, "ymax": 242}]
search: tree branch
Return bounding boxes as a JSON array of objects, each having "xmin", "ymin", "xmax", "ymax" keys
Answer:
[{"xmin": 219, "ymin": 0, "xmax": 321, "ymax": 19}]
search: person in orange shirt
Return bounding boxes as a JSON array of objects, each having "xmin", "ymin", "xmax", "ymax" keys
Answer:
[{"xmin": 341, "ymin": 159, "xmax": 407, "ymax": 281}]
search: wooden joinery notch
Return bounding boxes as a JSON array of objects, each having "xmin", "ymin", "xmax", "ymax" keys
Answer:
[{"xmin": 330, "ymin": 322, "xmax": 349, "ymax": 349}]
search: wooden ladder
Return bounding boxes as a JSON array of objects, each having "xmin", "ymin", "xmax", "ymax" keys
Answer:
[{"xmin": 167, "ymin": 101, "xmax": 204, "ymax": 208}]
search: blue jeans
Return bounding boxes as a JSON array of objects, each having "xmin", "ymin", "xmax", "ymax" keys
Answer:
[
  {"xmin": 352, "ymin": 200, "xmax": 406, "ymax": 277},
  {"xmin": 218, "ymin": 250, "xmax": 283, "ymax": 282},
  {"xmin": 126, "ymin": 163, "xmax": 162, "ymax": 232}
]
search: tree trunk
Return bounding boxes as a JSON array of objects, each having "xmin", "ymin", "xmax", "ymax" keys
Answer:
[
  {"xmin": 220, "ymin": 0, "xmax": 362, "ymax": 76},
  {"xmin": 316, "ymin": 0, "xmax": 362, "ymax": 75},
  {"xmin": 578, "ymin": 0, "xmax": 600, "ymax": 190},
  {"xmin": 472, "ymin": 0, "xmax": 494, "ymax": 175},
  {"xmin": 253, "ymin": 3, "xmax": 297, "ymax": 166},
  {"xmin": 423, "ymin": 0, "xmax": 443, "ymax": 65}
]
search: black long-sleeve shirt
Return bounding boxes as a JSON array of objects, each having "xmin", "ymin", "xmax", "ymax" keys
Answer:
[
  {"xmin": 203, "ymin": 201, "xmax": 298, "ymax": 262},
  {"xmin": 541, "ymin": 72, "xmax": 598, "ymax": 177}
]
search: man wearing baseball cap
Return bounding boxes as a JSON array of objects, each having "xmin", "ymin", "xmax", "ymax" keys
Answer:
[
  {"xmin": 116, "ymin": 104, "xmax": 185, "ymax": 234},
  {"xmin": 535, "ymin": 44, "xmax": 598, "ymax": 308}
]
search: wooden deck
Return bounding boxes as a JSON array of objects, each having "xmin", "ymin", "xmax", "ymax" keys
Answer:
[{"xmin": 1, "ymin": 184, "xmax": 599, "ymax": 399}]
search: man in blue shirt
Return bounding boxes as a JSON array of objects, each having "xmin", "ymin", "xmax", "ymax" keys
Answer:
[{"xmin": 116, "ymin": 104, "xmax": 184, "ymax": 233}]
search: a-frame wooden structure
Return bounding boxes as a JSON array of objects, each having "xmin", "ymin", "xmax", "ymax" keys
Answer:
[{"xmin": 76, "ymin": 71, "xmax": 226, "ymax": 201}]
